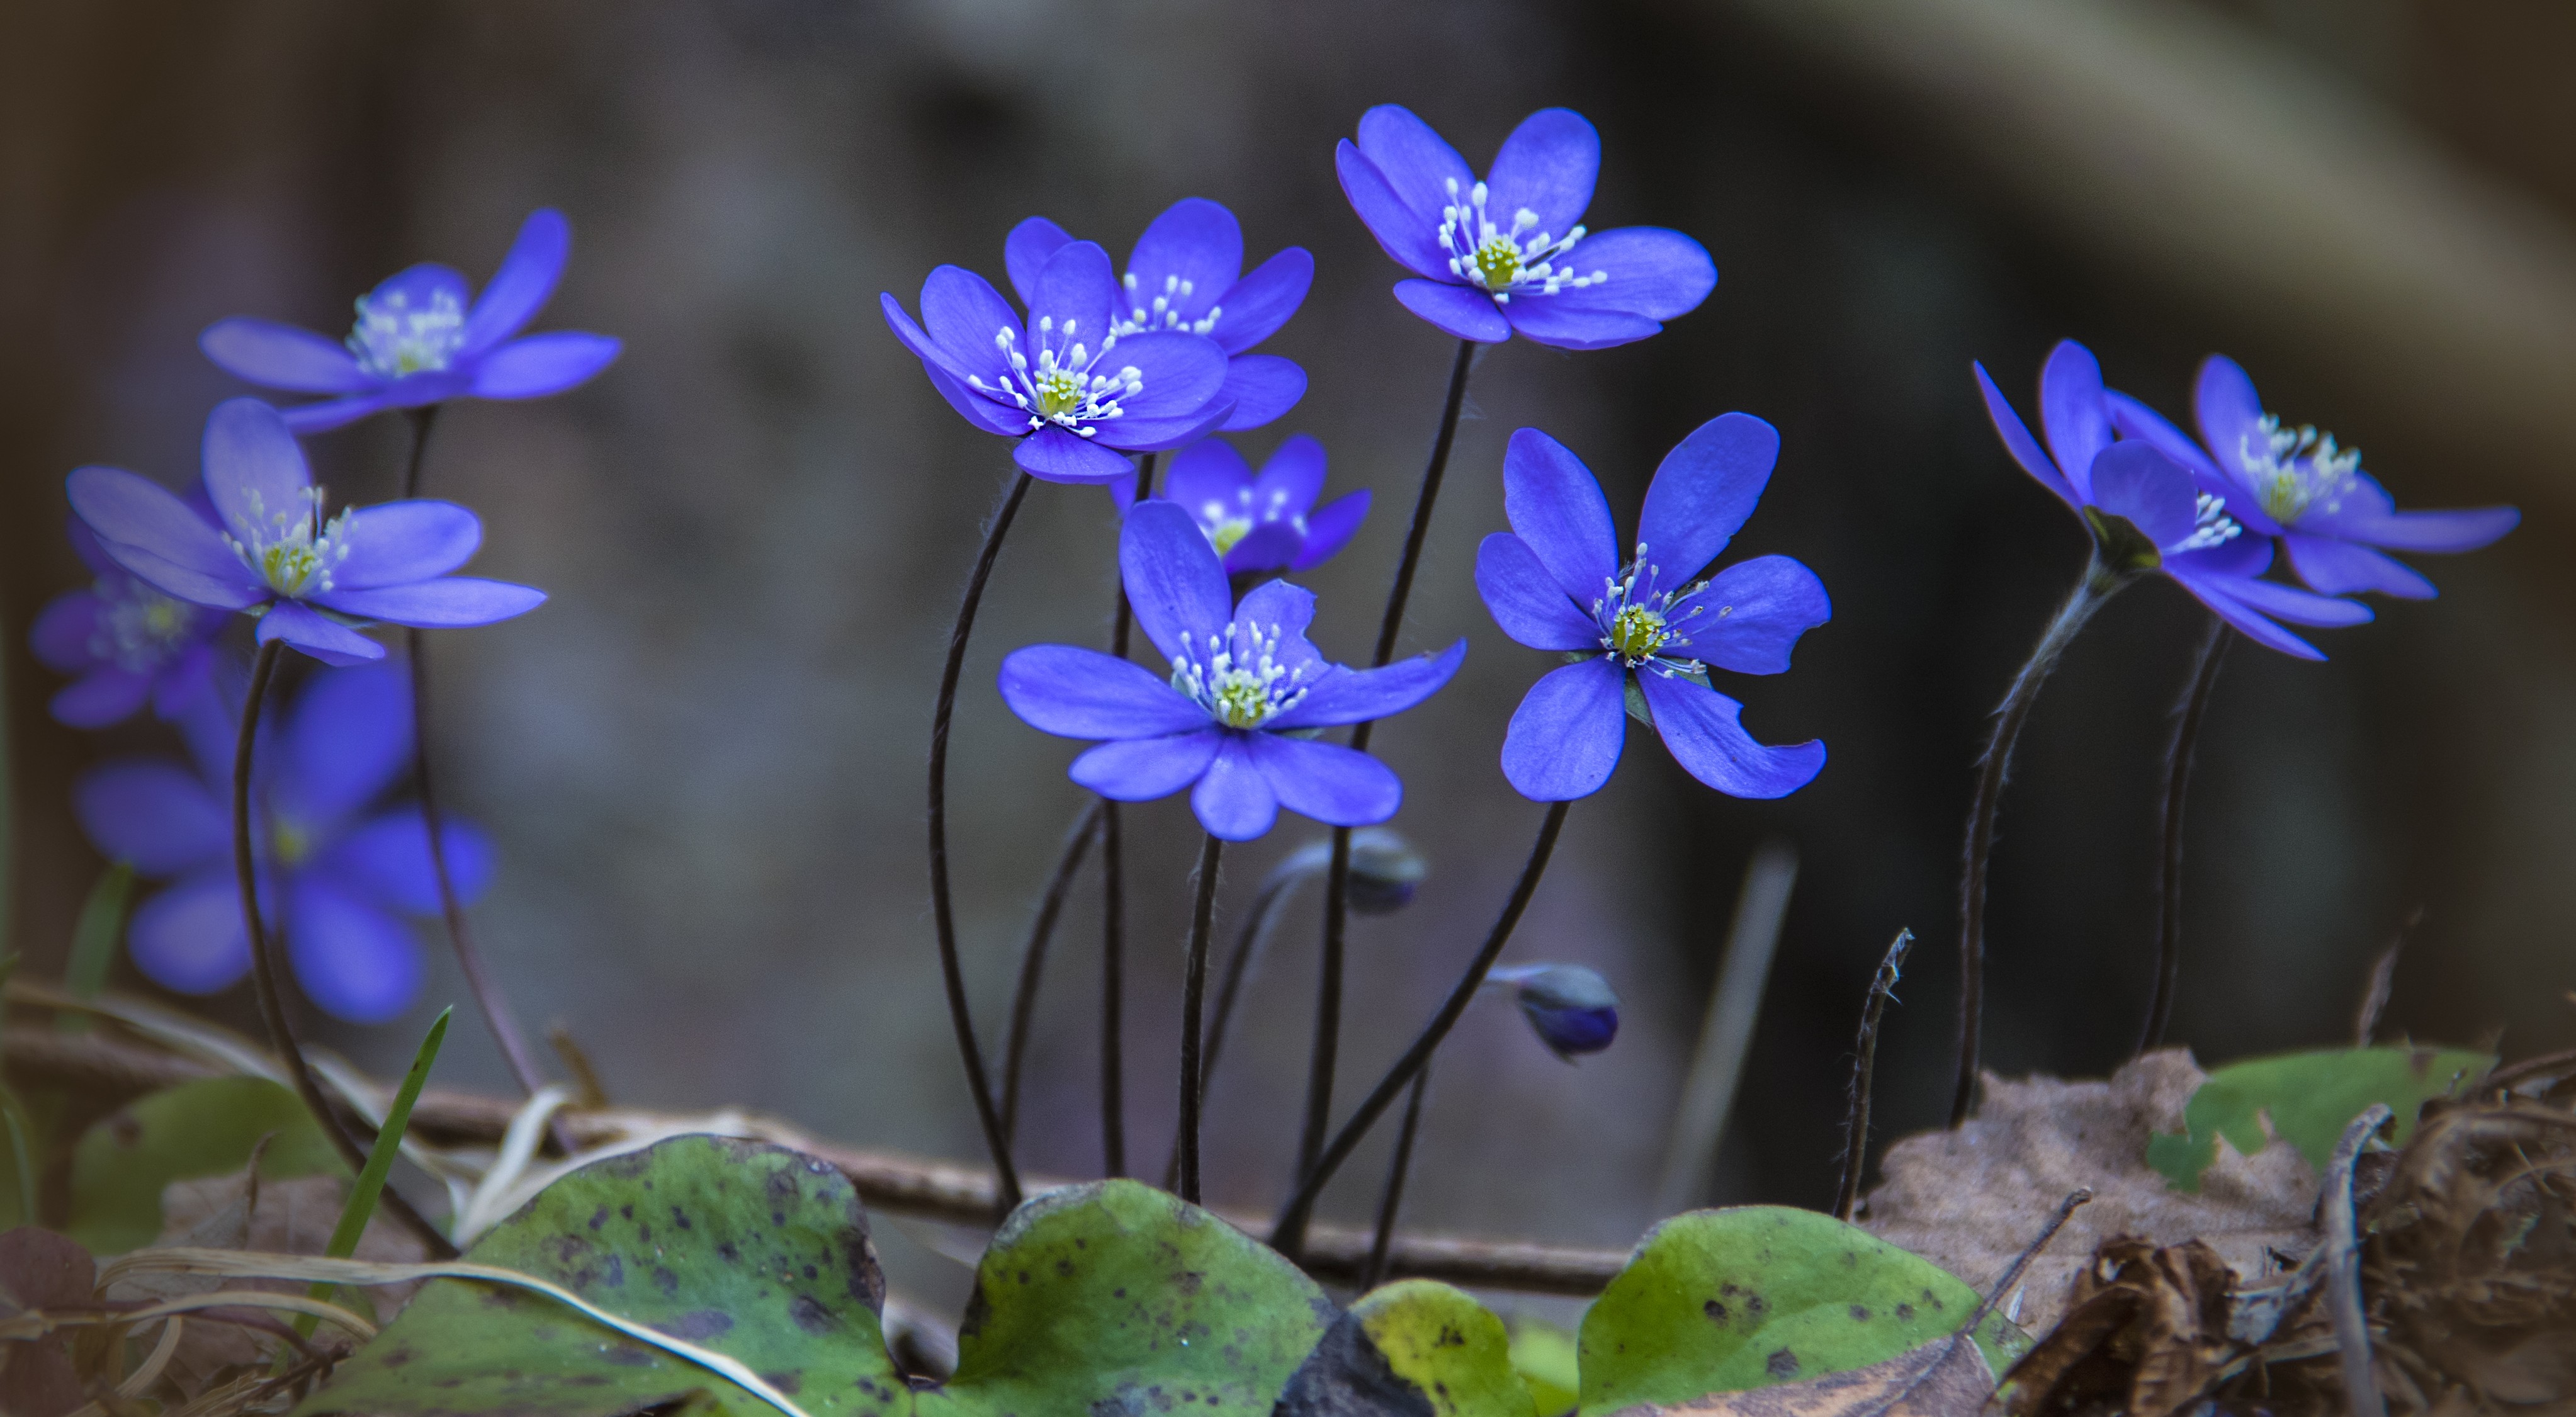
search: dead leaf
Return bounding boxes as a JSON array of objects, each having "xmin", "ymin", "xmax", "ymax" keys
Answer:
[
  {"xmin": 0, "ymin": 1226, "xmax": 99, "ymax": 1417},
  {"xmin": 1999, "ymin": 1237, "xmax": 2235, "ymax": 1417}
]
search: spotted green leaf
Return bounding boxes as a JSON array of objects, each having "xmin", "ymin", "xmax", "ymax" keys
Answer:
[
  {"xmin": 68, "ymin": 1076, "xmax": 342, "ymax": 1255},
  {"xmin": 1576, "ymin": 1206, "xmax": 2026, "ymax": 1415},
  {"xmin": 1276, "ymin": 1279, "xmax": 1530, "ymax": 1416},
  {"xmin": 1509, "ymin": 1316, "xmax": 1579, "ymax": 1417},
  {"xmin": 2145, "ymin": 1046, "xmax": 2493, "ymax": 1191}
]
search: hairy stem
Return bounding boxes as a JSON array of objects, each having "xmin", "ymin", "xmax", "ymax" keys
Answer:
[
  {"xmin": 1299, "ymin": 338, "xmax": 1476, "ymax": 1194},
  {"xmin": 1095, "ymin": 451, "xmax": 1158, "ymax": 1179},
  {"xmin": 927, "ymin": 470, "xmax": 1034, "ymax": 1212},
  {"xmin": 2135, "ymin": 617, "xmax": 2229, "ymax": 1056},
  {"xmin": 234, "ymin": 641, "xmax": 455, "ymax": 1257},
  {"xmin": 1360, "ymin": 1065, "xmax": 1430, "ymax": 1292},
  {"xmin": 1273, "ymin": 799, "xmax": 1567, "ymax": 1258},
  {"xmin": 1835, "ymin": 929, "xmax": 1914, "ymax": 1222},
  {"xmin": 999, "ymin": 799, "xmax": 1104, "ymax": 1143},
  {"xmin": 1950, "ymin": 556, "xmax": 2123, "ymax": 1127},
  {"xmin": 1176, "ymin": 833, "xmax": 1224, "ymax": 1204},
  {"xmin": 1164, "ymin": 846, "xmax": 1324, "ymax": 1188}
]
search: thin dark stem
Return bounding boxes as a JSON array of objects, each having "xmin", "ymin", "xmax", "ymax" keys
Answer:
[
  {"xmin": 1176, "ymin": 833, "xmax": 1224, "ymax": 1204},
  {"xmin": 234, "ymin": 641, "xmax": 455, "ymax": 1258},
  {"xmin": 1950, "ymin": 556, "xmax": 2125, "ymax": 1127},
  {"xmin": 1095, "ymin": 452, "xmax": 1157, "ymax": 1180},
  {"xmin": 1298, "ymin": 338, "xmax": 1475, "ymax": 1198},
  {"xmin": 1835, "ymin": 929, "xmax": 1914, "ymax": 1222},
  {"xmin": 2135, "ymin": 617, "xmax": 2230, "ymax": 1057},
  {"xmin": 1164, "ymin": 849, "xmax": 1321, "ymax": 1188},
  {"xmin": 1360, "ymin": 1065, "xmax": 1430, "ymax": 1292},
  {"xmin": 927, "ymin": 470, "xmax": 1034, "ymax": 1212},
  {"xmin": 999, "ymin": 799, "xmax": 1104, "ymax": 1142},
  {"xmin": 399, "ymin": 406, "xmax": 439, "ymax": 499},
  {"xmin": 1272, "ymin": 799, "xmax": 1568, "ymax": 1259}
]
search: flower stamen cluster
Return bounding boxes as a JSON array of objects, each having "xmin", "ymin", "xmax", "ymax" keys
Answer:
[
  {"xmin": 1438, "ymin": 178, "xmax": 1603, "ymax": 303},
  {"xmin": 1117, "ymin": 273, "xmax": 1221, "ymax": 337},
  {"xmin": 2168, "ymin": 492, "xmax": 2246, "ymax": 555},
  {"xmin": 223, "ymin": 485, "xmax": 354, "ymax": 597},
  {"xmin": 1171, "ymin": 622, "xmax": 1310, "ymax": 729},
  {"xmin": 2237, "ymin": 412, "xmax": 2362, "ymax": 524},
  {"xmin": 968, "ymin": 320, "xmax": 1142, "ymax": 439},
  {"xmin": 1592, "ymin": 542, "xmax": 1714, "ymax": 677},
  {"xmin": 93, "ymin": 578, "xmax": 200, "ymax": 672},
  {"xmin": 346, "ymin": 286, "xmax": 468, "ymax": 379}
]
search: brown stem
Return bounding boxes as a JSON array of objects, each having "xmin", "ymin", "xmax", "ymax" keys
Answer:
[
  {"xmin": 1360, "ymin": 1065, "xmax": 1430, "ymax": 1291},
  {"xmin": 1176, "ymin": 833, "xmax": 1224, "ymax": 1203},
  {"xmin": 2135, "ymin": 616, "xmax": 2229, "ymax": 1056},
  {"xmin": 1834, "ymin": 929, "xmax": 1914, "ymax": 1221},
  {"xmin": 999, "ymin": 799, "xmax": 1104, "ymax": 1142}
]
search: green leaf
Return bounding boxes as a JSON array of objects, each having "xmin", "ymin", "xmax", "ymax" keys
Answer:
[
  {"xmin": 58, "ymin": 862, "xmax": 135, "ymax": 1031},
  {"xmin": 297, "ymin": 1007, "xmax": 449, "ymax": 1340},
  {"xmin": 2147, "ymin": 1046, "xmax": 2494, "ymax": 1192},
  {"xmin": 67, "ymin": 1075, "xmax": 342, "ymax": 1255},
  {"xmin": 1275, "ymin": 1280, "xmax": 1529, "ymax": 1416},
  {"xmin": 1509, "ymin": 1317, "xmax": 1579, "ymax": 1417},
  {"xmin": 1576, "ymin": 1206, "xmax": 2026, "ymax": 1414}
]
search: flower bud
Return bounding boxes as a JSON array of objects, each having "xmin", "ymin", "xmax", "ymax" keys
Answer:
[
  {"xmin": 1346, "ymin": 828, "xmax": 1427, "ymax": 915},
  {"xmin": 1491, "ymin": 964, "xmax": 1619, "ymax": 1062}
]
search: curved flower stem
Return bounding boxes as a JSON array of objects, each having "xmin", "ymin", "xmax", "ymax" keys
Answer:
[
  {"xmin": 1176, "ymin": 832, "xmax": 1224, "ymax": 1204},
  {"xmin": 1095, "ymin": 451, "xmax": 1158, "ymax": 1180},
  {"xmin": 1834, "ymin": 929, "xmax": 1914, "ymax": 1222},
  {"xmin": 2135, "ymin": 616, "xmax": 2230, "ymax": 1058},
  {"xmin": 1297, "ymin": 338, "xmax": 1476, "ymax": 1190},
  {"xmin": 1273, "ymin": 799, "xmax": 1568, "ymax": 1260},
  {"xmin": 998, "ymin": 798, "xmax": 1104, "ymax": 1143},
  {"xmin": 234, "ymin": 640, "xmax": 456, "ymax": 1258},
  {"xmin": 1949, "ymin": 554, "xmax": 2127, "ymax": 1127},
  {"xmin": 1163, "ymin": 845, "xmax": 1328, "ymax": 1188},
  {"xmin": 1359, "ymin": 1064, "xmax": 1430, "ymax": 1292},
  {"xmin": 928, "ymin": 470, "xmax": 1035, "ymax": 1213}
]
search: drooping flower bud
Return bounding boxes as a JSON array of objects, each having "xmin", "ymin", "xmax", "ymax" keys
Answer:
[
  {"xmin": 1490, "ymin": 963, "xmax": 1619, "ymax": 1062},
  {"xmin": 1347, "ymin": 828, "xmax": 1427, "ymax": 915}
]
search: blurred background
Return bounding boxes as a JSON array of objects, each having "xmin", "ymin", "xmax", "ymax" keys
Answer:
[{"xmin": 5, "ymin": 0, "xmax": 2572, "ymax": 1318}]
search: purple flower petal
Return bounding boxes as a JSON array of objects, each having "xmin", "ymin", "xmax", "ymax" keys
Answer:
[
  {"xmin": 1503, "ymin": 427, "xmax": 1618, "ymax": 601},
  {"xmin": 1163, "ymin": 438, "xmax": 1255, "ymax": 514},
  {"xmin": 462, "ymin": 209, "xmax": 571, "ymax": 353},
  {"xmin": 1100, "ymin": 399, "xmax": 1237, "ymax": 455},
  {"xmin": 1122, "ymin": 500, "xmax": 1234, "ymax": 663},
  {"xmin": 1291, "ymin": 488, "xmax": 1369, "ymax": 572},
  {"xmin": 1501, "ymin": 658, "xmax": 1627, "ymax": 801},
  {"xmin": 1005, "ymin": 217, "xmax": 1075, "ymax": 307},
  {"xmin": 1253, "ymin": 434, "xmax": 1327, "ymax": 514},
  {"xmin": 311, "ymin": 577, "xmax": 545, "ymax": 628},
  {"xmin": 2281, "ymin": 534, "xmax": 2435, "ymax": 599},
  {"xmin": 280, "ymin": 390, "xmax": 403, "ymax": 436},
  {"xmin": 256, "ymin": 601, "xmax": 385, "ymax": 665},
  {"xmin": 1475, "ymin": 533, "xmax": 1598, "ymax": 652},
  {"xmin": 276, "ymin": 663, "xmax": 414, "ymax": 827},
  {"xmin": 54, "ymin": 670, "xmax": 154, "ymax": 730},
  {"xmin": 1268, "ymin": 640, "xmax": 1464, "ymax": 730},
  {"xmin": 1031, "ymin": 240, "xmax": 1119, "ymax": 353},
  {"xmin": 469, "ymin": 332, "xmax": 621, "ymax": 399},
  {"xmin": 150, "ymin": 646, "xmax": 218, "ymax": 720},
  {"xmin": 199, "ymin": 319, "xmax": 373, "ymax": 393},
  {"xmin": 1638, "ymin": 412, "xmax": 1779, "ymax": 583},
  {"xmin": 1223, "ymin": 522, "xmax": 1302, "ymax": 574},
  {"xmin": 917, "ymin": 266, "xmax": 1024, "ymax": 381},
  {"xmin": 1688, "ymin": 555, "xmax": 1830, "ymax": 675},
  {"xmin": 203, "ymin": 398, "xmax": 313, "ymax": 548},
  {"xmin": 30, "ymin": 590, "xmax": 102, "ymax": 672},
  {"xmin": 2192, "ymin": 354, "xmax": 2266, "ymax": 470},
  {"xmin": 74, "ymin": 760, "xmax": 227, "ymax": 874},
  {"xmin": 1212, "ymin": 247, "xmax": 1313, "ymax": 354},
  {"xmin": 1104, "ymin": 329, "xmax": 1229, "ymax": 421},
  {"xmin": 2201, "ymin": 560, "xmax": 2376, "ymax": 625},
  {"xmin": 2086, "ymin": 443, "xmax": 2198, "ymax": 549},
  {"xmin": 2039, "ymin": 341, "xmax": 2111, "ymax": 499},
  {"xmin": 1498, "ymin": 301, "xmax": 1660, "ymax": 352},
  {"xmin": 1214, "ymin": 355, "xmax": 1306, "ymax": 431},
  {"xmin": 922, "ymin": 360, "xmax": 1031, "ymax": 436},
  {"xmin": 333, "ymin": 501, "xmax": 480, "ymax": 589},
  {"xmin": 1393, "ymin": 279, "xmax": 1511, "ymax": 343},
  {"xmin": 883, "ymin": 290, "xmax": 988, "ymax": 388},
  {"xmin": 1638, "ymin": 674, "xmax": 1824, "ymax": 799},
  {"xmin": 1335, "ymin": 142, "xmax": 1449, "ymax": 279},
  {"xmin": 1228, "ymin": 579, "xmax": 1326, "ymax": 681},
  {"xmin": 1190, "ymin": 735, "xmax": 1280, "ymax": 840},
  {"xmin": 129, "ymin": 867, "xmax": 251, "ymax": 995},
  {"xmin": 1484, "ymin": 108, "xmax": 1600, "ymax": 247},
  {"xmin": 1513, "ymin": 226, "xmax": 1714, "ymax": 320},
  {"xmin": 1246, "ymin": 734, "xmax": 1403, "ymax": 828},
  {"xmin": 323, "ymin": 811, "xmax": 495, "ymax": 913},
  {"xmin": 1013, "ymin": 426, "xmax": 1134, "ymax": 483},
  {"xmin": 1126, "ymin": 198, "xmax": 1242, "ymax": 327},
  {"xmin": 286, "ymin": 875, "xmax": 422, "ymax": 1023},
  {"xmin": 1974, "ymin": 361, "xmax": 2075, "ymax": 507},
  {"xmin": 2164, "ymin": 567, "xmax": 2326, "ymax": 660},
  {"xmin": 2325, "ymin": 502, "xmax": 2520, "ymax": 555},
  {"xmin": 67, "ymin": 466, "xmax": 264, "ymax": 610},
  {"xmin": 1355, "ymin": 105, "xmax": 1476, "ymax": 230},
  {"xmin": 365, "ymin": 262, "xmax": 470, "ymax": 320},
  {"xmin": 1071, "ymin": 729, "xmax": 1221, "ymax": 801},
  {"xmin": 998, "ymin": 645, "xmax": 1209, "ymax": 739},
  {"xmin": 2104, "ymin": 390, "xmax": 2223, "ymax": 482}
]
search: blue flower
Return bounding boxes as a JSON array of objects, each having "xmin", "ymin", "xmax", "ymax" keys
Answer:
[
  {"xmin": 1335, "ymin": 106, "xmax": 1716, "ymax": 350},
  {"xmin": 71, "ymin": 664, "xmax": 490, "ymax": 1023},
  {"xmin": 1489, "ymin": 963, "xmax": 1619, "ymax": 1061},
  {"xmin": 1474, "ymin": 417, "xmax": 1828, "ymax": 803},
  {"xmin": 2103, "ymin": 354, "xmax": 2519, "ymax": 599},
  {"xmin": 30, "ymin": 518, "xmax": 225, "ymax": 728},
  {"xmin": 881, "ymin": 237, "xmax": 1236, "ymax": 484},
  {"xmin": 201, "ymin": 210, "xmax": 621, "ymax": 434},
  {"xmin": 66, "ymin": 398, "xmax": 545, "ymax": 668},
  {"xmin": 1976, "ymin": 341, "xmax": 2375, "ymax": 659},
  {"xmin": 1109, "ymin": 435, "xmax": 1369, "ymax": 575},
  {"xmin": 998, "ymin": 501, "xmax": 1464, "ymax": 841},
  {"xmin": 1005, "ymin": 198, "xmax": 1313, "ymax": 432}
]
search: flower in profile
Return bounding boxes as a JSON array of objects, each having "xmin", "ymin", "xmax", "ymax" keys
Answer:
[
  {"xmin": 1006, "ymin": 198, "xmax": 1313, "ymax": 432},
  {"xmin": 1975, "ymin": 341, "xmax": 2373, "ymax": 658},
  {"xmin": 1109, "ymin": 435, "xmax": 1369, "ymax": 575},
  {"xmin": 65, "ymin": 398, "xmax": 544, "ymax": 667},
  {"xmin": 30, "ymin": 519, "xmax": 225, "ymax": 727},
  {"xmin": 2103, "ymin": 354, "xmax": 2518, "ymax": 599},
  {"xmin": 71, "ymin": 664, "xmax": 489, "ymax": 1023},
  {"xmin": 1336, "ymin": 105, "xmax": 1716, "ymax": 350},
  {"xmin": 1475, "ymin": 417, "xmax": 1827, "ymax": 803},
  {"xmin": 1489, "ymin": 963, "xmax": 1620, "ymax": 1061},
  {"xmin": 201, "ymin": 210, "xmax": 621, "ymax": 434},
  {"xmin": 998, "ymin": 501, "xmax": 1464, "ymax": 841},
  {"xmin": 881, "ymin": 238, "xmax": 1236, "ymax": 483}
]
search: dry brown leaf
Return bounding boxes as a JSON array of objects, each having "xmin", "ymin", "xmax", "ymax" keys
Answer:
[
  {"xmin": 1618, "ymin": 1338, "xmax": 1997, "ymax": 1416},
  {"xmin": 1999, "ymin": 1237, "xmax": 2235, "ymax": 1417},
  {"xmin": 1862, "ymin": 1049, "xmax": 2317, "ymax": 1333}
]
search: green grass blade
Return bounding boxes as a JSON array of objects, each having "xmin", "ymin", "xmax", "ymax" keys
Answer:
[
  {"xmin": 298, "ymin": 1007, "xmax": 451, "ymax": 1337},
  {"xmin": 1, "ymin": 1105, "xmax": 33, "ymax": 1229},
  {"xmin": 59, "ymin": 862, "xmax": 135, "ymax": 1034}
]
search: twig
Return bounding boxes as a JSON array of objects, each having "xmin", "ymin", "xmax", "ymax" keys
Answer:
[
  {"xmin": 1654, "ymin": 843, "xmax": 1798, "ymax": 1216},
  {"xmin": 2137, "ymin": 616, "xmax": 2228, "ymax": 1056},
  {"xmin": 1834, "ymin": 929, "xmax": 1913, "ymax": 1222},
  {"xmin": 2353, "ymin": 913, "xmax": 2419, "ymax": 1048},
  {"xmin": 2324, "ymin": 1104, "xmax": 2393, "ymax": 1417},
  {"xmin": 998, "ymin": 799, "xmax": 1103, "ymax": 1141}
]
